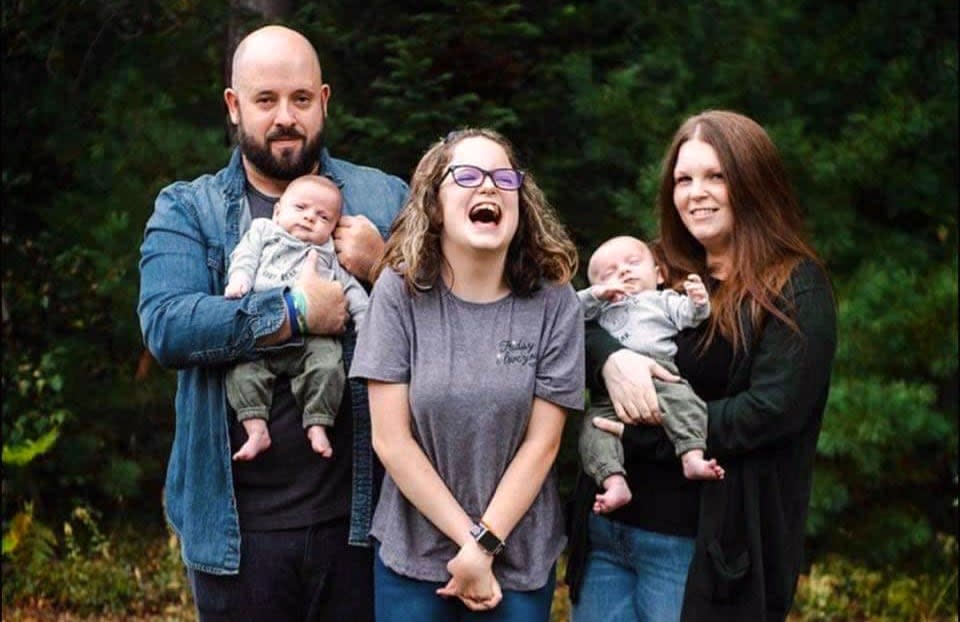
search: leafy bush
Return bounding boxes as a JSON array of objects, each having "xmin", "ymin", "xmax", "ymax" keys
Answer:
[
  {"xmin": 2, "ymin": 345, "xmax": 72, "ymax": 572},
  {"xmin": 792, "ymin": 546, "xmax": 958, "ymax": 621},
  {"xmin": 2, "ymin": 507, "xmax": 191, "ymax": 617},
  {"xmin": 2, "ymin": 502, "xmax": 57, "ymax": 601}
]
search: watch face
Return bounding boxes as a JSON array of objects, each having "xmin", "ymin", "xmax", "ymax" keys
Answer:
[
  {"xmin": 477, "ymin": 530, "xmax": 503, "ymax": 554},
  {"xmin": 478, "ymin": 531, "xmax": 495, "ymax": 548}
]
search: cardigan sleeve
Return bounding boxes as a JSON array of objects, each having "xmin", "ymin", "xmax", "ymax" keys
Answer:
[{"xmin": 706, "ymin": 262, "xmax": 837, "ymax": 457}]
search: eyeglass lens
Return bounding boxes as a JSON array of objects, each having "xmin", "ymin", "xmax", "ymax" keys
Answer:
[{"xmin": 449, "ymin": 165, "xmax": 523, "ymax": 190}]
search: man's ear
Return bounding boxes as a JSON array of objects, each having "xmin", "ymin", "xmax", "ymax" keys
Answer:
[
  {"xmin": 224, "ymin": 88, "xmax": 240, "ymax": 125},
  {"xmin": 319, "ymin": 83, "xmax": 331, "ymax": 118}
]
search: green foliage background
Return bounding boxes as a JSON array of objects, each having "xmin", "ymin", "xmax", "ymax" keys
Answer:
[{"xmin": 3, "ymin": 0, "xmax": 957, "ymax": 594}]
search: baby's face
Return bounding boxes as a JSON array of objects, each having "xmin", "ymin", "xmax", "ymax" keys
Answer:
[
  {"xmin": 588, "ymin": 237, "xmax": 660, "ymax": 294},
  {"xmin": 273, "ymin": 179, "xmax": 341, "ymax": 245}
]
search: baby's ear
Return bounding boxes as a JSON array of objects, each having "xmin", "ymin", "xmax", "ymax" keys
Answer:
[
  {"xmin": 655, "ymin": 265, "xmax": 665, "ymax": 285},
  {"xmin": 272, "ymin": 203, "xmax": 281, "ymax": 218}
]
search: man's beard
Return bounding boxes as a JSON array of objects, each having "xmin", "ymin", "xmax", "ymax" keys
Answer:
[{"xmin": 237, "ymin": 123, "xmax": 325, "ymax": 181}]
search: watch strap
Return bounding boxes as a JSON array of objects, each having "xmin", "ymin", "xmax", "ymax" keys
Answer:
[{"xmin": 470, "ymin": 520, "xmax": 505, "ymax": 556}]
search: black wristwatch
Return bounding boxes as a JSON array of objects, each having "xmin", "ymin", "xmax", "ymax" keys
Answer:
[{"xmin": 470, "ymin": 521, "xmax": 505, "ymax": 556}]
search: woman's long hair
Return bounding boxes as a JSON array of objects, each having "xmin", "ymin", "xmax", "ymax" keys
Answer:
[
  {"xmin": 656, "ymin": 110, "xmax": 823, "ymax": 350},
  {"xmin": 374, "ymin": 128, "xmax": 578, "ymax": 296}
]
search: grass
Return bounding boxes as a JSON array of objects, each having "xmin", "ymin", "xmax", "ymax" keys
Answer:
[{"xmin": 2, "ymin": 519, "xmax": 956, "ymax": 622}]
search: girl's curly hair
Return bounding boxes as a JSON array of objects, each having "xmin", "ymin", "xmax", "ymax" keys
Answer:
[{"xmin": 374, "ymin": 128, "xmax": 578, "ymax": 296}]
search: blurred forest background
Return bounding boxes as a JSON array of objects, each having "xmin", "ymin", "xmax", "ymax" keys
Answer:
[{"xmin": 2, "ymin": 1, "xmax": 957, "ymax": 619}]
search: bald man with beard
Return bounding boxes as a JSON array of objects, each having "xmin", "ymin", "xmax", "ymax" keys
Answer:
[{"xmin": 138, "ymin": 25, "xmax": 408, "ymax": 621}]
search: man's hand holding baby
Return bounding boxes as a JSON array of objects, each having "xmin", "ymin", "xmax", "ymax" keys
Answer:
[
  {"xmin": 333, "ymin": 214, "xmax": 383, "ymax": 283},
  {"xmin": 290, "ymin": 249, "xmax": 348, "ymax": 335}
]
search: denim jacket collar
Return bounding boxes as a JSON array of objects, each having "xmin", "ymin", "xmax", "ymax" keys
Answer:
[{"xmin": 320, "ymin": 149, "xmax": 345, "ymax": 189}]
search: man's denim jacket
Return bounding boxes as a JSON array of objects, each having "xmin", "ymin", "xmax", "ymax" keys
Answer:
[{"xmin": 138, "ymin": 148, "xmax": 407, "ymax": 574}]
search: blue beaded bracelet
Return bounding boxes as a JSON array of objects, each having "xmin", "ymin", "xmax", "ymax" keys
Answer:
[
  {"xmin": 289, "ymin": 289, "xmax": 309, "ymax": 334},
  {"xmin": 282, "ymin": 290, "xmax": 300, "ymax": 339}
]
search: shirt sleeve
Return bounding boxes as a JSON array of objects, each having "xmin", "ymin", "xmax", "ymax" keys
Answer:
[
  {"xmin": 660, "ymin": 289, "xmax": 710, "ymax": 330},
  {"xmin": 534, "ymin": 284, "xmax": 585, "ymax": 411},
  {"xmin": 348, "ymin": 269, "xmax": 411, "ymax": 383},
  {"xmin": 577, "ymin": 287, "xmax": 604, "ymax": 321}
]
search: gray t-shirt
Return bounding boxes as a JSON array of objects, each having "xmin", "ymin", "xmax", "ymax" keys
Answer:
[{"xmin": 349, "ymin": 269, "xmax": 584, "ymax": 590}]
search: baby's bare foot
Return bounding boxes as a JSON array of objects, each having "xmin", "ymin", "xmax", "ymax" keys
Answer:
[
  {"xmin": 593, "ymin": 474, "xmax": 632, "ymax": 514},
  {"xmin": 233, "ymin": 419, "xmax": 271, "ymax": 461},
  {"xmin": 307, "ymin": 425, "xmax": 333, "ymax": 458},
  {"xmin": 681, "ymin": 450, "xmax": 725, "ymax": 480}
]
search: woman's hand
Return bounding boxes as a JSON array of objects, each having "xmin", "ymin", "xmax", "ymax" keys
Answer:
[
  {"xmin": 601, "ymin": 350, "xmax": 680, "ymax": 425},
  {"xmin": 436, "ymin": 540, "xmax": 503, "ymax": 610}
]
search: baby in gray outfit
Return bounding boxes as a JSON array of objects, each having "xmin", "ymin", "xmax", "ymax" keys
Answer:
[
  {"xmin": 578, "ymin": 235, "xmax": 724, "ymax": 514},
  {"xmin": 224, "ymin": 175, "xmax": 368, "ymax": 461}
]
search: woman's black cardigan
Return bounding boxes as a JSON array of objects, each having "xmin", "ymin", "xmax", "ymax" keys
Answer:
[{"xmin": 565, "ymin": 260, "xmax": 837, "ymax": 622}]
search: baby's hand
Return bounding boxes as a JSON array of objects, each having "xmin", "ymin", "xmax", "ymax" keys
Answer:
[
  {"xmin": 592, "ymin": 282, "xmax": 627, "ymax": 303},
  {"xmin": 683, "ymin": 274, "xmax": 709, "ymax": 306},
  {"xmin": 224, "ymin": 278, "xmax": 250, "ymax": 299}
]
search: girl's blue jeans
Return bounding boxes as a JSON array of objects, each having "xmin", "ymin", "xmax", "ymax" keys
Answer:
[{"xmin": 373, "ymin": 543, "xmax": 556, "ymax": 622}]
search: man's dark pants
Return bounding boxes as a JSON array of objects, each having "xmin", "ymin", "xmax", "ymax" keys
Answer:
[{"xmin": 188, "ymin": 517, "xmax": 373, "ymax": 622}]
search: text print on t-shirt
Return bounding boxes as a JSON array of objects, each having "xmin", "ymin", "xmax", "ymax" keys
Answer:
[{"xmin": 496, "ymin": 339, "xmax": 537, "ymax": 367}]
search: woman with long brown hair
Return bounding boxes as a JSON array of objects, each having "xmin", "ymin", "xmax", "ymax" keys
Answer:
[{"xmin": 567, "ymin": 110, "xmax": 837, "ymax": 622}]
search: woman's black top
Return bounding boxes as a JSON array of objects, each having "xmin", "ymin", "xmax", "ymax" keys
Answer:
[{"xmin": 601, "ymin": 323, "xmax": 734, "ymax": 536}]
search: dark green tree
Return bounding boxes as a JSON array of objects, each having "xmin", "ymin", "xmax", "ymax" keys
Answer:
[
  {"xmin": 2, "ymin": 1, "xmax": 231, "ymax": 523},
  {"xmin": 2, "ymin": 1, "xmax": 955, "ymax": 585}
]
